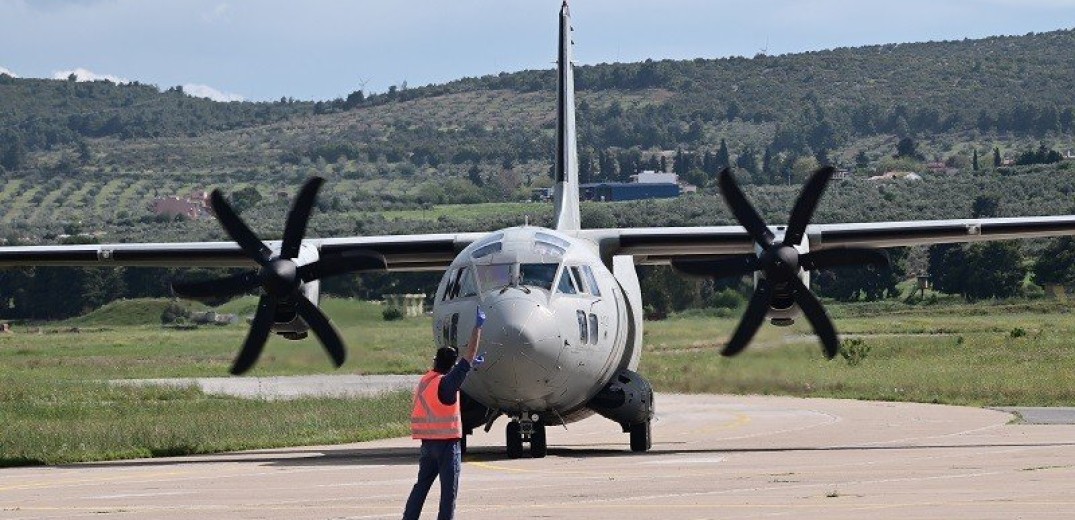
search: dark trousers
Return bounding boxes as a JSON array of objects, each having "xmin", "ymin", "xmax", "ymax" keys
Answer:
[{"xmin": 403, "ymin": 439, "xmax": 461, "ymax": 520}]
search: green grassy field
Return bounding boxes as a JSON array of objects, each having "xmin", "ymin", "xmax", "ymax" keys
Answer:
[{"xmin": 4, "ymin": 295, "xmax": 1075, "ymax": 466}]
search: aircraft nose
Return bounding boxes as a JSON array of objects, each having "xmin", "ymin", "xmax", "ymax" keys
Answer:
[{"xmin": 473, "ymin": 294, "xmax": 563, "ymax": 406}]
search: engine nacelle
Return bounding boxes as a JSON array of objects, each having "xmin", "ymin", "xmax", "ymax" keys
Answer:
[
  {"xmin": 586, "ymin": 369, "xmax": 654, "ymax": 429},
  {"xmin": 271, "ymin": 243, "xmax": 320, "ymax": 340}
]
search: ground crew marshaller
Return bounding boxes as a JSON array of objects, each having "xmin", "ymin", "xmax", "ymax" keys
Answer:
[{"xmin": 402, "ymin": 306, "xmax": 485, "ymax": 520}]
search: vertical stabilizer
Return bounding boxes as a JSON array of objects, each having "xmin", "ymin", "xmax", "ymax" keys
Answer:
[{"xmin": 553, "ymin": 1, "xmax": 581, "ymax": 231}]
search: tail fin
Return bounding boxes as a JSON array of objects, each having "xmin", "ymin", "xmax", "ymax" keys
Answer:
[{"xmin": 553, "ymin": 1, "xmax": 581, "ymax": 231}]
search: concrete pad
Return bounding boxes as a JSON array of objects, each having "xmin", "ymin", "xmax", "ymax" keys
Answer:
[
  {"xmin": 111, "ymin": 375, "xmax": 422, "ymax": 399},
  {"xmin": 3, "ymin": 394, "xmax": 1075, "ymax": 519}
]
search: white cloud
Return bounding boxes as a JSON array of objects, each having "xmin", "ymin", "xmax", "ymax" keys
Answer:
[
  {"xmin": 0, "ymin": 66, "xmax": 17, "ymax": 77},
  {"xmin": 202, "ymin": 3, "xmax": 232, "ymax": 24},
  {"xmin": 52, "ymin": 67, "xmax": 129, "ymax": 83},
  {"xmin": 183, "ymin": 83, "xmax": 244, "ymax": 102}
]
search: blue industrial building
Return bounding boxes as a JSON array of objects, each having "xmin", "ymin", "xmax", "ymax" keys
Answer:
[{"xmin": 580, "ymin": 182, "xmax": 680, "ymax": 202}]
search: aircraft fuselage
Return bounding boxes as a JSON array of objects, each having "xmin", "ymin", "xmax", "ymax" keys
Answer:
[{"xmin": 432, "ymin": 226, "xmax": 633, "ymax": 425}]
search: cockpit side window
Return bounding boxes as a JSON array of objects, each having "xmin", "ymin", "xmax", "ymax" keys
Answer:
[
  {"xmin": 458, "ymin": 267, "xmax": 478, "ymax": 298},
  {"xmin": 581, "ymin": 265, "xmax": 601, "ymax": 297},
  {"xmin": 442, "ymin": 268, "xmax": 461, "ymax": 301},
  {"xmin": 570, "ymin": 266, "xmax": 588, "ymax": 294},
  {"xmin": 556, "ymin": 266, "xmax": 578, "ymax": 295}
]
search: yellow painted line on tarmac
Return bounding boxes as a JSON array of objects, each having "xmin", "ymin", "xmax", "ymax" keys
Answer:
[
  {"xmin": 680, "ymin": 411, "xmax": 751, "ymax": 437},
  {"xmin": 466, "ymin": 461, "xmax": 532, "ymax": 473},
  {"xmin": 0, "ymin": 470, "xmax": 190, "ymax": 491}
]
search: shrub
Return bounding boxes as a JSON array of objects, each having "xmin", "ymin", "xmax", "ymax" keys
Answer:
[
  {"xmin": 160, "ymin": 301, "xmax": 190, "ymax": 324},
  {"xmin": 382, "ymin": 307, "xmax": 404, "ymax": 321},
  {"xmin": 839, "ymin": 338, "xmax": 870, "ymax": 366}
]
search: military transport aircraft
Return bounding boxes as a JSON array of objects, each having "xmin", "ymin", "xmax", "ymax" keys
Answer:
[{"xmin": 3, "ymin": 2, "xmax": 1075, "ymax": 458}]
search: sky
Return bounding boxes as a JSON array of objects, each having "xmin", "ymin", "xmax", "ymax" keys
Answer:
[{"xmin": 1, "ymin": 0, "xmax": 1074, "ymax": 102}]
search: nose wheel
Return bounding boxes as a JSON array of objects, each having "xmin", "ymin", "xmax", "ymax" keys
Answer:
[{"xmin": 506, "ymin": 416, "xmax": 547, "ymax": 459}]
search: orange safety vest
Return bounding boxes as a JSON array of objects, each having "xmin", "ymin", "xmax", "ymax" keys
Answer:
[{"xmin": 411, "ymin": 371, "xmax": 462, "ymax": 440}]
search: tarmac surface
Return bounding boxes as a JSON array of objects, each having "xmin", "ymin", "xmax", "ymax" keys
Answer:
[{"xmin": 4, "ymin": 393, "xmax": 1075, "ymax": 520}]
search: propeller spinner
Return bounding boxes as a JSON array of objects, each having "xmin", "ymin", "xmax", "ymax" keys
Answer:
[
  {"xmin": 674, "ymin": 167, "xmax": 888, "ymax": 359},
  {"xmin": 172, "ymin": 177, "xmax": 385, "ymax": 374}
]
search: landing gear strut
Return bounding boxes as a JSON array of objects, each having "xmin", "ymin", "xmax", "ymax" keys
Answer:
[{"xmin": 505, "ymin": 415, "xmax": 547, "ymax": 459}]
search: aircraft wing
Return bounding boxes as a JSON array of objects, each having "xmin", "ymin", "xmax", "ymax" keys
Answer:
[
  {"xmin": 0, "ymin": 232, "xmax": 487, "ymax": 272},
  {"xmin": 584, "ymin": 215, "xmax": 1075, "ymax": 265}
]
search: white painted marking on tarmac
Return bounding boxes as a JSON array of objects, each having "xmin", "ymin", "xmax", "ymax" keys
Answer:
[
  {"xmin": 641, "ymin": 456, "xmax": 726, "ymax": 465},
  {"xmin": 87, "ymin": 491, "xmax": 196, "ymax": 499}
]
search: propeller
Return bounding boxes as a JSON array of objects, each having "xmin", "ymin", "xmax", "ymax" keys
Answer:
[
  {"xmin": 693, "ymin": 167, "xmax": 889, "ymax": 359},
  {"xmin": 171, "ymin": 177, "xmax": 386, "ymax": 374}
]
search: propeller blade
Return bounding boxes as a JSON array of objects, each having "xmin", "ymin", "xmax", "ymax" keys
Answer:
[
  {"xmin": 782, "ymin": 166, "xmax": 834, "ymax": 247},
  {"xmin": 718, "ymin": 168, "xmax": 774, "ymax": 247},
  {"xmin": 800, "ymin": 248, "xmax": 890, "ymax": 271},
  {"xmin": 788, "ymin": 276, "xmax": 839, "ymax": 359},
  {"xmin": 280, "ymin": 177, "xmax": 325, "ymax": 260},
  {"xmin": 671, "ymin": 255, "xmax": 760, "ymax": 280},
  {"xmin": 210, "ymin": 190, "xmax": 271, "ymax": 266},
  {"xmin": 171, "ymin": 271, "xmax": 260, "ymax": 300},
  {"xmin": 294, "ymin": 295, "xmax": 347, "ymax": 368},
  {"xmin": 297, "ymin": 250, "xmax": 387, "ymax": 282},
  {"xmin": 721, "ymin": 280, "xmax": 772, "ymax": 357},
  {"xmin": 230, "ymin": 295, "xmax": 278, "ymax": 375}
]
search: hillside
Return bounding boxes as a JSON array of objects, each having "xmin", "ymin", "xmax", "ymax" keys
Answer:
[{"xmin": 0, "ymin": 27, "xmax": 1074, "ymax": 243}]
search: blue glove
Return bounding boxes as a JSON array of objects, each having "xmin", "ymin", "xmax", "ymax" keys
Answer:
[{"xmin": 475, "ymin": 306, "xmax": 486, "ymax": 328}]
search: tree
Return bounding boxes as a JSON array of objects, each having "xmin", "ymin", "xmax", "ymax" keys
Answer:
[
  {"xmin": 814, "ymin": 248, "xmax": 907, "ymax": 301},
  {"xmin": 0, "ymin": 135, "xmax": 27, "ymax": 172},
  {"xmin": 855, "ymin": 149, "xmax": 869, "ymax": 170},
  {"xmin": 894, "ymin": 137, "xmax": 922, "ymax": 160},
  {"xmin": 1033, "ymin": 237, "xmax": 1075, "ymax": 288},
  {"xmin": 344, "ymin": 90, "xmax": 365, "ymax": 109},
  {"xmin": 971, "ymin": 194, "xmax": 1000, "ymax": 219},
  {"xmin": 972, "ymin": 149, "xmax": 979, "ymax": 171},
  {"xmin": 962, "ymin": 242, "xmax": 1025, "ymax": 301},
  {"xmin": 735, "ymin": 147, "xmax": 758, "ymax": 175},
  {"xmin": 993, "ymin": 147, "xmax": 1002, "ymax": 167},
  {"xmin": 638, "ymin": 266, "xmax": 703, "ymax": 318},
  {"xmin": 715, "ymin": 139, "xmax": 730, "ymax": 171},
  {"xmin": 228, "ymin": 186, "xmax": 263, "ymax": 214},
  {"xmin": 928, "ymin": 244, "xmax": 969, "ymax": 296},
  {"xmin": 762, "ymin": 147, "xmax": 774, "ymax": 182}
]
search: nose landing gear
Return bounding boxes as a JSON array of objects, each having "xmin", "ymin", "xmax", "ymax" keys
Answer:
[{"xmin": 506, "ymin": 414, "xmax": 547, "ymax": 459}]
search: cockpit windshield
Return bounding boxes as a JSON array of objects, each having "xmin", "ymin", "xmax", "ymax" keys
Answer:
[
  {"xmin": 520, "ymin": 263, "xmax": 558, "ymax": 291},
  {"xmin": 473, "ymin": 262, "xmax": 561, "ymax": 292},
  {"xmin": 475, "ymin": 264, "xmax": 513, "ymax": 292}
]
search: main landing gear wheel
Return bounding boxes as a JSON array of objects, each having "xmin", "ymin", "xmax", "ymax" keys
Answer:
[
  {"xmin": 506, "ymin": 421, "xmax": 523, "ymax": 459},
  {"xmin": 629, "ymin": 421, "xmax": 652, "ymax": 452},
  {"xmin": 530, "ymin": 422, "xmax": 547, "ymax": 459},
  {"xmin": 505, "ymin": 418, "xmax": 547, "ymax": 459}
]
